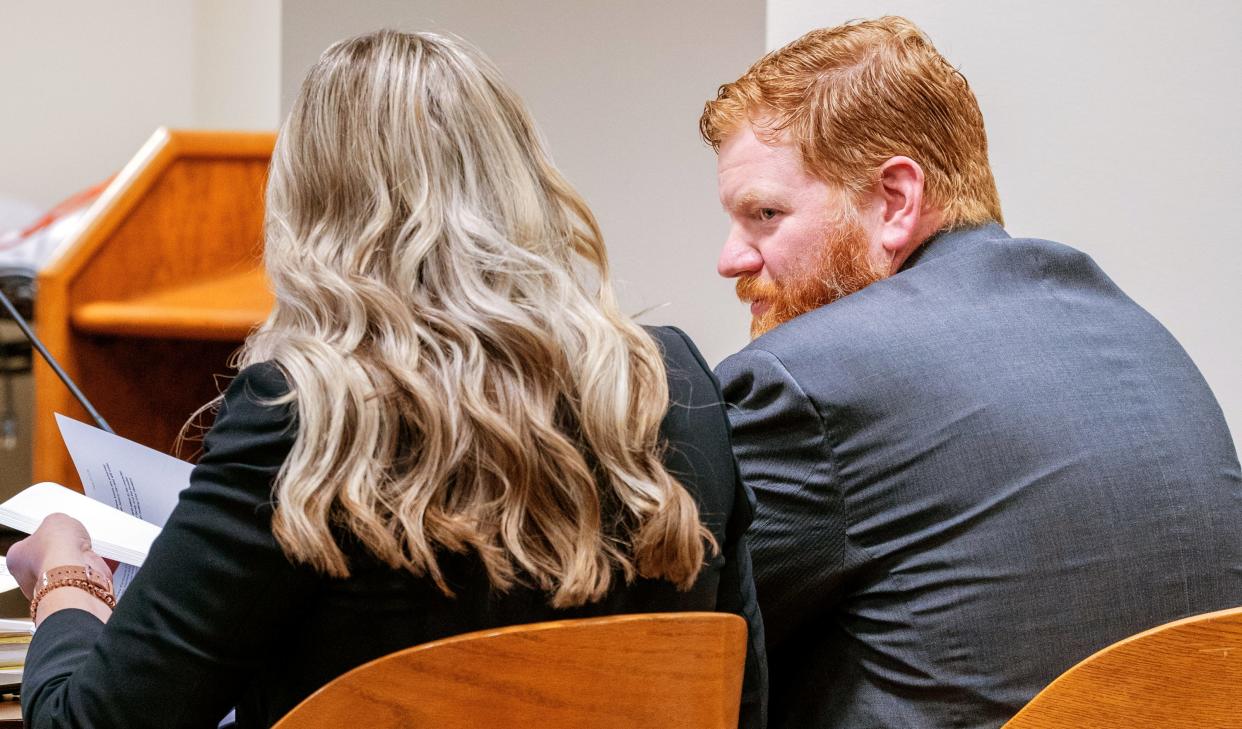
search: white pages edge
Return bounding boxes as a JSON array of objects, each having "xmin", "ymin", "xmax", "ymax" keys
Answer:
[{"xmin": 0, "ymin": 482, "xmax": 159, "ymax": 567}]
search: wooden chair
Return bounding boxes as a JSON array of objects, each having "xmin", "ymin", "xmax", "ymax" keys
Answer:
[
  {"xmin": 1005, "ymin": 606, "xmax": 1242, "ymax": 728},
  {"xmin": 272, "ymin": 612, "xmax": 747, "ymax": 729}
]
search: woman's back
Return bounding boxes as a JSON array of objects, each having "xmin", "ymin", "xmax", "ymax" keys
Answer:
[
  {"xmin": 19, "ymin": 327, "xmax": 763, "ymax": 728},
  {"xmin": 204, "ymin": 327, "xmax": 758, "ymax": 725}
]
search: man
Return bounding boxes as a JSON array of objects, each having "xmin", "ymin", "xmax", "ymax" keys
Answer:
[{"xmin": 701, "ymin": 16, "xmax": 1242, "ymax": 729}]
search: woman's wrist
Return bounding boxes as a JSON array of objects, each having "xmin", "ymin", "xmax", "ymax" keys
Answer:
[
  {"xmin": 32, "ymin": 584, "xmax": 114, "ymax": 625},
  {"xmin": 6, "ymin": 513, "xmax": 118, "ymax": 624},
  {"xmin": 34, "ymin": 551, "xmax": 90, "ymax": 579},
  {"xmin": 30, "ymin": 564, "xmax": 116, "ymax": 626}
]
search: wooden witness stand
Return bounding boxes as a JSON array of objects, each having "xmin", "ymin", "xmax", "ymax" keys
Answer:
[{"xmin": 32, "ymin": 129, "xmax": 276, "ymax": 489}]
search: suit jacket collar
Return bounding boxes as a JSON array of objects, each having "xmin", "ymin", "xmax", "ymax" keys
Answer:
[{"xmin": 900, "ymin": 222, "xmax": 1009, "ymax": 272}]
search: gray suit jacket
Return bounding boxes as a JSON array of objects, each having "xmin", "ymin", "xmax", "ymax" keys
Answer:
[{"xmin": 716, "ymin": 223, "xmax": 1242, "ymax": 728}]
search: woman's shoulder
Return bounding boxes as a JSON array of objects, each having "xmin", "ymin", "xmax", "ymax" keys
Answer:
[
  {"xmin": 644, "ymin": 326, "xmax": 735, "ymax": 428},
  {"xmin": 643, "ymin": 326, "xmax": 737, "ymax": 510},
  {"xmin": 642, "ymin": 324, "xmax": 723, "ymax": 407},
  {"xmin": 227, "ymin": 361, "xmax": 292, "ymax": 401},
  {"xmin": 642, "ymin": 325, "xmax": 718, "ymax": 404},
  {"xmin": 196, "ymin": 362, "xmax": 297, "ymax": 469}
]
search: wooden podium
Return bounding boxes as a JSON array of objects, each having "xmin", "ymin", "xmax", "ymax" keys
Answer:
[{"xmin": 33, "ymin": 129, "xmax": 277, "ymax": 489}]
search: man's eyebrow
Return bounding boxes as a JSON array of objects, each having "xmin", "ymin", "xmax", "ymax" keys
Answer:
[{"xmin": 724, "ymin": 189, "xmax": 779, "ymax": 212}]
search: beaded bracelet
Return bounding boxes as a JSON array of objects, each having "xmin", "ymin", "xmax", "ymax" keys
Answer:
[{"xmin": 29, "ymin": 564, "xmax": 117, "ymax": 620}]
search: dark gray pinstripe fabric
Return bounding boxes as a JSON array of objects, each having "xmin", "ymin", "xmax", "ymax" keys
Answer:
[{"xmin": 717, "ymin": 223, "xmax": 1242, "ymax": 729}]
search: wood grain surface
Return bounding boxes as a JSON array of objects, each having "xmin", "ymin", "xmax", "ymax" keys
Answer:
[
  {"xmin": 1005, "ymin": 605, "xmax": 1242, "ymax": 728},
  {"xmin": 73, "ymin": 268, "xmax": 273, "ymax": 340},
  {"xmin": 273, "ymin": 612, "xmax": 747, "ymax": 729}
]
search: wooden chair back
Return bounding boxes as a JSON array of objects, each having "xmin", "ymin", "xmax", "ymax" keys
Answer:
[
  {"xmin": 1005, "ymin": 606, "xmax": 1242, "ymax": 728},
  {"xmin": 272, "ymin": 612, "xmax": 747, "ymax": 729}
]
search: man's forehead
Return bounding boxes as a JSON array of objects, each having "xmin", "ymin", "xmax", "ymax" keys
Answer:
[
  {"xmin": 720, "ymin": 124, "xmax": 810, "ymax": 172},
  {"xmin": 717, "ymin": 129, "xmax": 820, "ymax": 206}
]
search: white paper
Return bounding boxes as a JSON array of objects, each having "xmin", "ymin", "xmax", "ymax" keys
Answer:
[
  {"xmin": 0, "ymin": 667, "xmax": 20, "ymax": 688},
  {"xmin": 0, "ymin": 482, "xmax": 159, "ymax": 566},
  {"xmin": 0, "ymin": 563, "xmax": 16, "ymax": 595},
  {"xmin": 56, "ymin": 413, "xmax": 193, "ymax": 529},
  {"xmin": 113, "ymin": 563, "xmax": 139, "ymax": 595},
  {"xmin": 0, "ymin": 417, "xmax": 194, "ymax": 599},
  {"xmin": 0, "ymin": 617, "xmax": 33, "ymax": 635}
]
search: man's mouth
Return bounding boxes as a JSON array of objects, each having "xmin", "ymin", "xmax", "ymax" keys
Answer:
[{"xmin": 749, "ymin": 299, "xmax": 769, "ymax": 317}]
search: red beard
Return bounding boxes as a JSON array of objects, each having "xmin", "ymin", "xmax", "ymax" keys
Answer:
[{"xmin": 736, "ymin": 216, "xmax": 886, "ymax": 339}]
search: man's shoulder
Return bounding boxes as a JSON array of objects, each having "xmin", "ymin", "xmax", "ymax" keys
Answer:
[
  {"xmin": 715, "ymin": 275, "xmax": 927, "ymax": 391},
  {"xmin": 715, "ymin": 226, "xmax": 1133, "ymax": 395}
]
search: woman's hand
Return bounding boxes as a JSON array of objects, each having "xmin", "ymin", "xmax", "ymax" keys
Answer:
[{"xmin": 6, "ymin": 513, "xmax": 113, "ymax": 599}]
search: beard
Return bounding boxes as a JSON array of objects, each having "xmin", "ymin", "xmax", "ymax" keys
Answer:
[{"xmin": 736, "ymin": 215, "xmax": 887, "ymax": 339}]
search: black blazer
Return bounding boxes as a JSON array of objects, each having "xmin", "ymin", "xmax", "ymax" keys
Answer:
[{"xmin": 22, "ymin": 326, "xmax": 766, "ymax": 729}]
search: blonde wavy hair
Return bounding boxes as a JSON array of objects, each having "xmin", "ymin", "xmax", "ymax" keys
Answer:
[
  {"xmin": 237, "ymin": 30, "xmax": 711, "ymax": 608},
  {"xmin": 701, "ymin": 16, "xmax": 1003, "ymax": 229}
]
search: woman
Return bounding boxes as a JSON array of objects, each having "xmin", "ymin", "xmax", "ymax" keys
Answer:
[{"xmin": 7, "ymin": 30, "xmax": 764, "ymax": 729}]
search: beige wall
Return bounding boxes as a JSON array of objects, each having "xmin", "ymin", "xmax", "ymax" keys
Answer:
[
  {"xmin": 0, "ymin": 0, "xmax": 281, "ymax": 209},
  {"xmin": 281, "ymin": 0, "xmax": 765, "ymax": 365},
  {"xmin": 768, "ymin": 0, "xmax": 1242, "ymax": 448},
  {"xmin": 193, "ymin": 0, "xmax": 283, "ymax": 130},
  {"xmin": 0, "ymin": 1, "xmax": 194, "ymax": 207}
]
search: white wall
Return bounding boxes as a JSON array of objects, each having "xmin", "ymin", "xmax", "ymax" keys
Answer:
[
  {"xmin": 0, "ymin": 1, "xmax": 195, "ymax": 207},
  {"xmin": 769, "ymin": 0, "xmax": 1242, "ymax": 446},
  {"xmin": 0, "ymin": 0, "xmax": 281, "ymax": 208},
  {"xmin": 193, "ymin": 0, "xmax": 283, "ymax": 130},
  {"xmin": 282, "ymin": 0, "xmax": 764, "ymax": 366}
]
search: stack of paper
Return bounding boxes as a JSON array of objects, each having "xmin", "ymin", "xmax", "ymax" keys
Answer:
[
  {"xmin": 0, "ymin": 483, "xmax": 160, "ymax": 567},
  {"xmin": 0, "ymin": 618, "xmax": 34, "ymax": 690},
  {"xmin": 0, "ymin": 562, "xmax": 16, "ymax": 595}
]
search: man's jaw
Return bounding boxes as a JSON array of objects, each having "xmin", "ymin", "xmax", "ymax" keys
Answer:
[
  {"xmin": 735, "ymin": 275, "xmax": 784, "ymax": 338},
  {"xmin": 735, "ymin": 215, "xmax": 886, "ymax": 339}
]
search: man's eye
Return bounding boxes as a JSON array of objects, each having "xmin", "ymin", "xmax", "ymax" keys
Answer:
[{"xmin": 757, "ymin": 208, "xmax": 779, "ymax": 221}]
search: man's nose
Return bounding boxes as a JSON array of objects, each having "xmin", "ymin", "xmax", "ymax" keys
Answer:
[{"xmin": 717, "ymin": 230, "xmax": 763, "ymax": 278}]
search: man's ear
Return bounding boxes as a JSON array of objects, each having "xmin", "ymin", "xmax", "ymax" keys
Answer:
[{"xmin": 873, "ymin": 156, "xmax": 926, "ymax": 273}]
